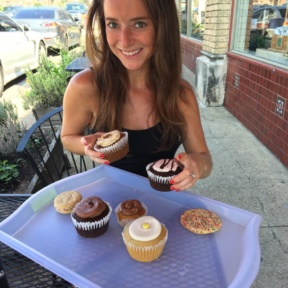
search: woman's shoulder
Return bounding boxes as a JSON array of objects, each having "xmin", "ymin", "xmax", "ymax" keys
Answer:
[
  {"xmin": 180, "ymin": 78, "xmax": 195, "ymax": 95},
  {"xmin": 69, "ymin": 68, "xmax": 96, "ymax": 89}
]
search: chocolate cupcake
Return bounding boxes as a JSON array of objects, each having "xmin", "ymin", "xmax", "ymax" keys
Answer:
[
  {"xmin": 146, "ymin": 159, "xmax": 184, "ymax": 192},
  {"xmin": 94, "ymin": 130, "xmax": 129, "ymax": 163},
  {"xmin": 115, "ymin": 199, "xmax": 148, "ymax": 228},
  {"xmin": 71, "ymin": 196, "xmax": 112, "ymax": 238}
]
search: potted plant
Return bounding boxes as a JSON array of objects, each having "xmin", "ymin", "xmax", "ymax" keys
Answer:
[{"xmin": 22, "ymin": 49, "xmax": 83, "ymax": 120}]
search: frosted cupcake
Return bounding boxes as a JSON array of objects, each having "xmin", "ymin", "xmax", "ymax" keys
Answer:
[
  {"xmin": 71, "ymin": 196, "xmax": 112, "ymax": 238},
  {"xmin": 122, "ymin": 216, "xmax": 168, "ymax": 262},
  {"xmin": 115, "ymin": 199, "xmax": 148, "ymax": 228},
  {"xmin": 146, "ymin": 159, "xmax": 184, "ymax": 191},
  {"xmin": 94, "ymin": 130, "xmax": 129, "ymax": 163}
]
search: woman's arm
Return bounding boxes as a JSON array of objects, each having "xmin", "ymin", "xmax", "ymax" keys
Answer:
[
  {"xmin": 61, "ymin": 69, "xmax": 108, "ymax": 164},
  {"xmin": 171, "ymin": 80, "xmax": 213, "ymax": 191}
]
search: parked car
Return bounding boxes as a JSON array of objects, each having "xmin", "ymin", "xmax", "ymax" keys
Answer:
[
  {"xmin": 0, "ymin": 11, "xmax": 47, "ymax": 97},
  {"xmin": 2, "ymin": 6, "xmax": 23, "ymax": 18},
  {"xmin": 64, "ymin": 2, "xmax": 88, "ymax": 28},
  {"xmin": 13, "ymin": 6, "xmax": 81, "ymax": 50},
  {"xmin": 251, "ymin": 5, "xmax": 286, "ymax": 37}
]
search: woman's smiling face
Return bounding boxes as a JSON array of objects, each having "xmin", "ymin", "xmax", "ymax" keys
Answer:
[{"xmin": 104, "ymin": 0, "xmax": 156, "ymax": 72}]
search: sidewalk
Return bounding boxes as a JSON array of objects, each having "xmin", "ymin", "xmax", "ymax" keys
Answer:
[
  {"xmin": 4, "ymin": 82, "xmax": 288, "ymax": 287},
  {"xmin": 191, "ymin": 106, "xmax": 288, "ymax": 288}
]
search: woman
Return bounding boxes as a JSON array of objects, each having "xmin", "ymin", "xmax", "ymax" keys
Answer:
[{"xmin": 61, "ymin": 0, "xmax": 212, "ymax": 191}]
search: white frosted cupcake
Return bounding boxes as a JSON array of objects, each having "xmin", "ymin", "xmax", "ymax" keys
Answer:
[
  {"xmin": 122, "ymin": 216, "xmax": 168, "ymax": 262},
  {"xmin": 94, "ymin": 130, "xmax": 129, "ymax": 163},
  {"xmin": 115, "ymin": 199, "xmax": 148, "ymax": 228},
  {"xmin": 146, "ymin": 159, "xmax": 184, "ymax": 191}
]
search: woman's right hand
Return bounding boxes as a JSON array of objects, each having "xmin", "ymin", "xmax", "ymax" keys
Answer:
[{"xmin": 81, "ymin": 133, "xmax": 110, "ymax": 164}]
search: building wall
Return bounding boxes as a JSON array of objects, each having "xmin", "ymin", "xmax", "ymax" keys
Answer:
[
  {"xmin": 180, "ymin": 0, "xmax": 288, "ymax": 168},
  {"xmin": 225, "ymin": 53, "xmax": 288, "ymax": 167},
  {"xmin": 181, "ymin": 37, "xmax": 203, "ymax": 74}
]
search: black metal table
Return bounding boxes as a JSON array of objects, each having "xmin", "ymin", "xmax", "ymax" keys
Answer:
[
  {"xmin": 0, "ymin": 194, "xmax": 74, "ymax": 288},
  {"xmin": 65, "ymin": 57, "xmax": 90, "ymax": 73}
]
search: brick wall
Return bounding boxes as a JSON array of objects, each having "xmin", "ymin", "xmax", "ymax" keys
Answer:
[
  {"xmin": 181, "ymin": 37, "xmax": 202, "ymax": 74},
  {"xmin": 225, "ymin": 53, "xmax": 288, "ymax": 168}
]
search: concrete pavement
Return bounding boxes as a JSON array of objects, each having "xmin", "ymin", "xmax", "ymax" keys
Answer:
[
  {"xmin": 2, "ymin": 76, "xmax": 288, "ymax": 287},
  {"xmin": 190, "ymin": 106, "xmax": 288, "ymax": 288}
]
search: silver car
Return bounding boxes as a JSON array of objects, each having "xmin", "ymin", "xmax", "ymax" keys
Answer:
[
  {"xmin": 13, "ymin": 6, "xmax": 81, "ymax": 50},
  {"xmin": 3, "ymin": 6, "xmax": 23, "ymax": 18},
  {"xmin": 0, "ymin": 12, "xmax": 47, "ymax": 97}
]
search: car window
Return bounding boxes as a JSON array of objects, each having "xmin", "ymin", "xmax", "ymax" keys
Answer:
[
  {"xmin": 62, "ymin": 11, "xmax": 74, "ymax": 21},
  {"xmin": 58, "ymin": 10, "xmax": 66, "ymax": 21},
  {"xmin": 279, "ymin": 8, "xmax": 286, "ymax": 18},
  {"xmin": 252, "ymin": 10, "xmax": 262, "ymax": 21},
  {"xmin": 0, "ymin": 14, "xmax": 21, "ymax": 32},
  {"xmin": 65, "ymin": 4, "xmax": 86, "ymax": 11},
  {"xmin": 14, "ymin": 9, "xmax": 55, "ymax": 19},
  {"xmin": 263, "ymin": 9, "xmax": 276, "ymax": 20}
]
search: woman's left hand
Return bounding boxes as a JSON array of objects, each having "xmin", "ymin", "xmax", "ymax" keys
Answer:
[{"xmin": 170, "ymin": 152, "xmax": 209, "ymax": 191}]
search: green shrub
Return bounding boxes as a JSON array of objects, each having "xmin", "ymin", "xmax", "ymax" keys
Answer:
[
  {"xmin": 0, "ymin": 101, "xmax": 26, "ymax": 157},
  {"xmin": 22, "ymin": 49, "xmax": 82, "ymax": 110},
  {"xmin": 0, "ymin": 160, "xmax": 19, "ymax": 184}
]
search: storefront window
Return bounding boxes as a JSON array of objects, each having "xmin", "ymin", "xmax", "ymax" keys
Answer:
[
  {"xmin": 180, "ymin": 0, "xmax": 206, "ymax": 40},
  {"xmin": 231, "ymin": 0, "xmax": 288, "ymax": 69}
]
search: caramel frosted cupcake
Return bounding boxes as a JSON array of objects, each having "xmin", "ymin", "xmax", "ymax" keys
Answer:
[
  {"xmin": 94, "ymin": 130, "xmax": 129, "ymax": 163},
  {"xmin": 122, "ymin": 216, "xmax": 168, "ymax": 262},
  {"xmin": 71, "ymin": 196, "xmax": 112, "ymax": 238},
  {"xmin": 146, "ymin": 159, "xmax": 184, "ymax": 191},
  {"xmin": 115, "ymin": 199, "xmax": 147, "ymax": 228}
]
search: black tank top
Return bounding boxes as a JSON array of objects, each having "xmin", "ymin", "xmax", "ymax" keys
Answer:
[{"xmin": 110, "ymin": 123, "xmax": 181, "ymax": 177}]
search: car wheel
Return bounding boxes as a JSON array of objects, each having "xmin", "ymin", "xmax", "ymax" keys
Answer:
[
  {"xmin": 38, "ymin": 42, "xmax": 47, "ymax": 65},
  {"xmin": 0, "ymin": 66, "xmax": 4, "ymax": 98}
]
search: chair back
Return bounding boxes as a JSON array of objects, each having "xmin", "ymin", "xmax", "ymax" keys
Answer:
[{"xmin": 16, "ymin": 106, "xmax": 95, "ymax": 193}]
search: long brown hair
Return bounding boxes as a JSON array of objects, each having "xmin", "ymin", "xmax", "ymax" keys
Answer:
[{"xmin": 86, "ymin": 0, "xmax": 187, "ymax": 149}]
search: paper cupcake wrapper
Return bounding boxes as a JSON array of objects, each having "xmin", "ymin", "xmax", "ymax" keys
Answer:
[
  {"xmin": 115, "ymin": 202, "xmax": 148, "ymax": 228},
  {"xmin": 122, "ymin": 226, "xmax": 168, "ymax": 262},
  {"xmin": 94, "ymin": 132, "xmax": 128, "ymax": 154},
  {"xmin": 146, "ymin": 163, "xmax": 174, "ymax": 192},
  {"xmin": 71, "ymin": 202, "xmax": 112, "ymax": 231}
]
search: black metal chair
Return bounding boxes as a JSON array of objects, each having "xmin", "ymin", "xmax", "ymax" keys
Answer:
[{"xmin": 16, "ymin": 106, "xmax": 95, "ymax": 193}]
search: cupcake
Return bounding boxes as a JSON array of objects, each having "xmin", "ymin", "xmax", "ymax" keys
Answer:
[
  {"xmin": 94, "ymin": 130, "xmax": 129, "ymax": 163},
  {"xmin": 71, "ymin": 196, "xmax": 112, "ymax": 238},
  {"xmin": 122, "ymin": 216, "xmax": 168, "ymax": 262},
  {"xmin": 146, "ymin": 159, "xmax": 184, "ymax": 191},
  {"xmin": 115, "ymin": 199, "xmax": 148, "ymax": 228}
]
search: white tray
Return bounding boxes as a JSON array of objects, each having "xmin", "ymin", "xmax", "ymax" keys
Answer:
[{"xmin": 0, "ymin": 165, "xmax": 262, "ymax": 288}]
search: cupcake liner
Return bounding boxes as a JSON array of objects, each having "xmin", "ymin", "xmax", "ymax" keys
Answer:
[
  {"xmin": 94, "ymin": 132, "xmax": 129, "ymax": 163},
  {"xmin": 122, "ymin": 224, "xmax": 168, "ymax": 262},
  {"xmin": 71, "ymin": 202, "xmax": 112, "ymax": 238},
  {"xmin": 146, "ymin": 163, "xmax": 174, "ymax": 192},
  {"xmin": 115, "ymin": 202, "xmax": 148, "ymax": 228}
]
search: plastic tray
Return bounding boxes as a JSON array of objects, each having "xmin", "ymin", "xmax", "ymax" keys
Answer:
[{"xmin": 0, "ymin": 165, "xmax": 262, "ymax": 288}]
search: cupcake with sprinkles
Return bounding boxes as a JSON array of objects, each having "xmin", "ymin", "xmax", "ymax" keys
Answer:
[
  {"xmin": 122, "ymin": 216, "xmax": 168, "ymax": 262},
  {"xmin": 146, "ymin": 158, "xmax": 184, "ymax": 191}
]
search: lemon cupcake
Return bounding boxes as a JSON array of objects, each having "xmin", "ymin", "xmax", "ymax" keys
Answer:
[
  {"xmin": 122, "ymin": 216, "xmax": 168, "ymax": 262},
  {"xmin": 94, "ymin": 130, "xmax": 129, "ymax": 163}
]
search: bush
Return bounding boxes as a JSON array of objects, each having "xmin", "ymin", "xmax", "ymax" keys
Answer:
[
  {"xmin": 0, "ymin": 101, "xmax": 26, "ymax": 157},
  {"xmin": 22, "ymin": 49, "xmax": 82, "ymax": 110}
]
